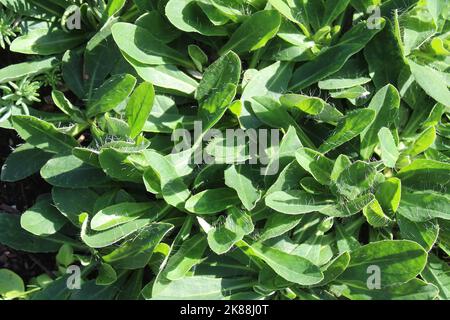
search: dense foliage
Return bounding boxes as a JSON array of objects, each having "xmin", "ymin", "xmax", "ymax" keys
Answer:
[{"xmin": 0, "ymin": 0, "xmax": 449, "ymax": 300}]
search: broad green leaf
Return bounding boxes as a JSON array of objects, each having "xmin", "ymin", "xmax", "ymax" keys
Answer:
[
  {"xmin": 86, "ymin": 74, "xmax": 136, "ymax": 118},
  {"xmin": 151, "ymin": 276, "xmax": 254, "ymax": 300},
  {"xmin": 0, "ymin": 213, "xmax": 60, "ymax": 253},
  {"xmin": 421, "ymin": 254, "xmax": 450, "ymax": 300},
  {"xmin": 363, "ymin": 199, "xmax": 392, "ymax": 228},
  {"xmin": 112, "ymin": 22, "xmax": 193, "ymax": 68},
  {"xmin": 0, "ymin": 269, "xmax": 25, "ymax": 300},
  {"xmin": 261, "ymin": 214, "xmax": 303, "ymax": 241},
  {"xmin": 337, "ymin": 240, "xmax": 427, "ymax": 287},
  {"xmin": 397, "ymin": 213, "xmax": 439, "ymax": 252},
  {"xmin": 0, "ymin": 57, "xmax": 57, "ymax": 84},
  {"xmin": 248, "ymin": 241, "xmax": 324, "ymax": 285},
  {"xmin": 266, "ymin": 190, "xmax": 333, "ymax": 215},
  {"xmin": 10, "ymin": 28, "xmax": 86, "ymax": 55},
  {"xmin": 185, "ymin": 188, "xmax": 240, "ymax": 214},
  {"xmin": 91, "ymin": 202, "xmax": 163, "ymax": 231},
  {"xmin": 1, "ymin": 143, "xmax": 52, "ymax": 182},
  {"xmin": 408, "ymin": 59, "xmax": 450, "ymax": 107},
  {"xmin": 199, "ymin": 83, "xmax": 237, "ymax": 131},
  {"xmin": 360, "ymin": 85, "xmax": 400, "ymax": 159},
  {"xmin": 405, "ymin": 126, "xmax": 436, "ymax": 157},
  {"xmin": 313, "ymin": 252, "xmax": 351, "ymax": 287},
  {"xmin": 20, "ymin": 196, "xmax": 66, "ymax": 236},
  {"xmin": 143, "ymin": 150, "xmax": 191, "ymax": 209},
  {"xmin": 396, "ymin": 159, "xmax": 450, "ymax": 192},
  {"xmin": 80, "ymin": 213, "xmax": 154, "ymax": 249},
  {"xmin": 319, "ymin": 194, "xmax": 375, "ymax": 217},
  {"xmin": 84, "ymin": 17, "xmax": 121, "ymax": 99},
  {"xmin": 319, "ymin": 109, "xmax": 376, "ymax": 154},
  {"xmin": 165, "ymin": 0, "xmax": 228, "ymax": 36},
  {"xmin": 102, "ymin": 223, "xmax": 173, "ymax": 268},
  {"xmin": 164, "ymin": 234, "xmax": 208, "ymax": 280},
  {"xmin": 397, "ymin": 191, "xmax": 450, "ymax": 222},
  {"xmin": 219, "ymin": 10, "xmax": 281, "ymax": 55},
  {"xmin": 375, "ymin": 177, "xmax": 401, "ymax": 215},
  {"xmin": 130, "ymin": 61, "xmax": 198, "ymax": 96},
  {"xmin": 295, "ymin": 148, "xmax": 334, "ymax": 185},
  {"xmin": 335, "ymin": 161, "xmax": 376, "ymax": 200},
  {"xmin": 12, "ymin": 116, "xmax": 78, "ymax": 154},
  {"xmin": 241, "ymin": 62, "xmax": 293, "ymax": 128},
  {"xmin": 195, "ymin": 51, "xmax": 241, "ymax": 102},
  {"xmin": 332, "ymin": 279, "xmax": 438, "ymax": 300},
  {"xmin": 280, "ymin": 94, "xmax": 325, "ymax": 115},
  {"xmin": 41, "ymin": 154, "xmax": 111, "ymax": 188},
  {"xmin": 289, "ymin": 20, "xmax": 386, "ymax": 91},
  {"xmin": 96, "ymin": 263, "xmax": 117, "ymax": 286},
  {"xmin": 224, "ymin": 164, "xmax": 262, "ymax": 211},
  {"xmin": 135, "ymin": 11, "xmax": 181, "ymax": 43},
  {"xmin": 378, "ymin": 127, "xmax": 399, "ymax": 168},
  {"xmin": 126, "ymin": 82, "xmax": 155, "ymax": 139}
]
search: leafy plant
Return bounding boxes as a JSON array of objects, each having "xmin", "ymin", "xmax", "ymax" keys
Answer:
[{"xmin": 0, "ymin": 0, "xmax": 449, "ymax": 301}]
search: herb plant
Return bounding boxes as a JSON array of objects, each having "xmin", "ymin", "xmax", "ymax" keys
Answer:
[{"xmin": 0, "ymin": 0, "xmax": 449, "ymax": 300}]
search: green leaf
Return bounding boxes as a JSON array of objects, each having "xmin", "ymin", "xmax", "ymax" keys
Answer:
[
  {"xmin": 96, "ymin": 263, "xmax": 117, "ymax": 286},
  {"xmin": 195, "ymin": 51, "xmax": 241, "ymax": 103},
  {"xmin": 102, "ymin": 223, "xmax": 173, "ymax": 267},
  {"xmin": 378, "ymin": 127, "xmax": 399, "ymax": 168},
  {"xmin": 266, "ymin": 190, "xmax": 333, "ymax": 215},
  {"xmin": 143, "ymin": 150, "xmax": 191, "ymax": 209},
  {"xmin": 295, "ymin": 148, "xmax": 334, "ymax": 185},
  {"xmin": 319, "ymin": 108, "xmax": 376, "ymax": 154},
  {"xmin": 241, "ymin": 61, "xmax": 293, "ymax": 128},
  {"xmin": 126, "ymin": 82, "xmax": 155, "ymax": 139},
  {"xmin": 0, "ymin": 57, "xmax": 58, "ymax": 84},
  {"xmin": 112, "ymin": 22, "xmax": 193, "ymax": 68},
  {"xmin": 219, "ymin": 10, "xmax": 281, "ymax": 55},
  {"xmin": 408, "ymin": 59, "xmax": 450, "ymax": 107},
  {"xmin": 21, "ymin": 196, "xmax": 66, "ymax": 236},
  {"xmin": 280, "ymin": 94, "xmax": 325, "ymax": 115},
  {"xmin": 151, "ymin": 276, "xmax": 254, "ymax": 300},
  {"xmin": 397, "ymin": 191, "xmax": 450, "ymax": 222},
  {"xmin": 397, "ymin": 213, "xmax": 439, "ymax": 252},
  {"xmin": 337, "ymin": 240, "xmax": 428, "ymax": 287},
  {"xmin": 375, "ymin": 177, "xmax": 401, "ymax": 215},
  {"xmin": 41, "ymin": 154, "xmax": 111, "ymax": 188},
  {"xmin": 248, "ymin": 241, "xmax": 324, "ymax": 285},
  {"xmin": 396, "ymin": 159, "xmax": 450, "ymax": 192},
  {"xmin": 80, "ymin": 213, "xmax": 154, "ymax": 249},
  {"xmin": 86, "ymin": 74, "xmax": 137, "ymax": 118},
  {"xmin": 289, "ymin": 20, "xmax": 386, "ymax": 91},
  {"xmin": 12, "ymin": 116, "xmax": 78, "ymax": 154},
  {"xmin": 224, "ymin": 164, "xmax": 261, "ymax": 211},
  {"xmin": 91, "ymin": 202, "xmax": 163, "ymax": 231},
  {"xmin": 0, "ymin": 213, "xmax": 60, "ymax": 253},
  {"xmin": 165, "ymin": 0, "xmax": 228, "ymax": 36},
  {"xmin": 332, "ymin": 279, "xmax": 438, "ymax": 300},
  {"xmin": 1, "ymin": 143, "xmax": 52, "ymax": 182},
  {"xmin": 421, "ymin": 254, "xmax": 450, "ymax": 300},
  {"xmin": 335, "ymin": 161, "xmax": 376, "ymax": 200},
  {"xmin": 164, "ymin": 234, "xmax": 208, "ymax": 280},
  {"xmin": 360, "ymin": 85, "xmax": 400, "ymax": 159},
  {"xmin": 10, "ymin": 28, "xmax": 86, "ymax": 55},
  {"xmin": 185, "ymin": 188, "xmax": 240, "ymax": 215},
  {"xmin": 0, "ymin": 269, "xmax": 25, "ymax": 300},
  {"xmin": 199, "ymin": 83, "xmax": 237, "ymax": 131}
]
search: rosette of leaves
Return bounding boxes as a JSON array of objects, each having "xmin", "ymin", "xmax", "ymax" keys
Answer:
[{"xmin": 0, "ymin": 0, "xmax": 448, "ymax": 301}]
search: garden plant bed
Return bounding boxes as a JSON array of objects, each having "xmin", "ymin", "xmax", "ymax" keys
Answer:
[{"xmin": 0, "ymin": 0, "xmax": 449, "ymax": 301}]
